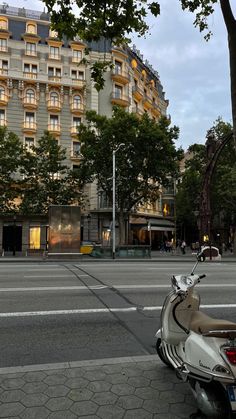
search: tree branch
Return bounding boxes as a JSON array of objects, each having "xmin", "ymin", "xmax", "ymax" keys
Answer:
[{"xmin": 220, "ymin": 0, "xmax": 236, "ymax": 34}]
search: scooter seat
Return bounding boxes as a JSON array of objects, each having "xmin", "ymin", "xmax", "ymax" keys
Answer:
[{"xmin": 190, "ymin": 311, "xmax": 236, "ymax": 337}]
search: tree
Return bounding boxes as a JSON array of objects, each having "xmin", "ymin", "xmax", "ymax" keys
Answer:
[
  {"xmin": 176, "ymin": 117, "xmax": 235, "ymax": 246},
  {"xmin": 43, "ymin": 0, "xmax": 236, "ymax": 139},
  {"xmin": 0, "ymin": 127, "xmax": 23, "ymax": 214},
  {"xmin": 76, "ymin": 107, "xmax": 182, "ymax": 244},
  {"xmin": 176, "ymin": 143, "xmax": 206, "ymax": 244},
  {"xmin": 19, "ymin": 131, "xmax": 83, "ymax": 215}
]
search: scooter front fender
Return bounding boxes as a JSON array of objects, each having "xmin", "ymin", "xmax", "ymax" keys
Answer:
[{"xmin": 155, "ymin": 328, "xmax": 161, "ymax": 339}]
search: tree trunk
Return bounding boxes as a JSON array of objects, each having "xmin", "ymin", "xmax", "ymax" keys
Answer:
[
  {"xmin": 118, "ymin": 210, "xmax": 126, "ymax": 245},
  {"xmin": 220, "ymin": 0, "xmax": 236, "ymax": 255},
  {"xmin": 220, "ymin": 0, "xmax": 236, "ymax": 141}
]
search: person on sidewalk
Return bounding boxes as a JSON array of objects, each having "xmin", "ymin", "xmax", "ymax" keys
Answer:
[{"xmin": 181, "ymin": 240, "xmax": 186, "ymax": 254}]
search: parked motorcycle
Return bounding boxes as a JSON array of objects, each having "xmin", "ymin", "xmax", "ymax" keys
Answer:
[{"xmin": 155, "ymin": 251, "xmax": 236, "ymax": 418}]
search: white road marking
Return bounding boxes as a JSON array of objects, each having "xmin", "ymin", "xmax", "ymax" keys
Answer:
[
  {"xmin": 0, "ymin": 307, "xmax": 137, "ymax": 317},
  {"xmin": 0, "ymin": 304, "xmax": 235, "ymax": 318},
  {"xmin": 0, "ymin": 283, "xmax": 235, "ymax": 293},
  {"xmin": 24, "ymin": 275, "xmax": 73, "ymax": 278}
]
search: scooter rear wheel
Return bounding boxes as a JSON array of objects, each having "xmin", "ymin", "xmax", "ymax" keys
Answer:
[{"xmin": 156, "ymin": 338, "xmax": 173, "ymax": 368}]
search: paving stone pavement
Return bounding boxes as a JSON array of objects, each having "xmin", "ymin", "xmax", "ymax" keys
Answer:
[{"xmin": 0, "ymin": 355, "xmax": 202, "ymax": 419}]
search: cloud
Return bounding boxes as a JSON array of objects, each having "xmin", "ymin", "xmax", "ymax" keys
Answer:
[{"xmin": 132, "ymin": 1, "xmax": 232, "ymax": 149}]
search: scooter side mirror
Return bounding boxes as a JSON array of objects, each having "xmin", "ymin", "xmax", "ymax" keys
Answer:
[{"xmin": 197, "ymin": 251, "xmax": 206, "ymax": 262}]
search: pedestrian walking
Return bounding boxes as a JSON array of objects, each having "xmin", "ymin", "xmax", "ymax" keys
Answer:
[{"xmin": 181, "ymin": 240, "xmax": 186, "ymax": 254}]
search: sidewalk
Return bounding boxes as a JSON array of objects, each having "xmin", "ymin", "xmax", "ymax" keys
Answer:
[
  {"xmin": 0, "ymin": 355, "xmax": 201, "ymax": 419},
  {"xmin": 0, "ymin": 250, "xmax": 235, "ymax": 263}
]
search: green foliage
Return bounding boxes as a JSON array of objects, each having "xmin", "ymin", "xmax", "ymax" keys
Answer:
[
  {"xmin": 176, "ymin": 143, "xmax": 206, "ymax": 235},
  {"xmin": 0, "ymin": 127, "xmax": 23, "ymax": 213},
  {"xmin": 76, "ymin": 106, "xmax": 182, "ymax": 214},
  {"xmin": 43, "ymin": 0, "xmax": 161, "ymax": 89},
  {"xmin": 19, "ymin": 131, "xmax": 83, "ymax": 215},
  {"xmin": 180, "ymin": 0, "xmax": 218, "ymax": 40},
  {"xmin": 176, "ymin": 117, "xmax": 235, "ymax": 242},
  {"xmin": 45, "ymin": 0, "xmax": 160, "ymax": 43}
]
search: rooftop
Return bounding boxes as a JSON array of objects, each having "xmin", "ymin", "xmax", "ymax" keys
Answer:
[{"xmin": 0, "ymin": 3, "xmax": 50, "ymax": 21}]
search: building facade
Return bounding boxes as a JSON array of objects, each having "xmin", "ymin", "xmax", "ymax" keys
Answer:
[{"xmin": 0, "ymin": 4, "xmax": 175, "ymax": 254}]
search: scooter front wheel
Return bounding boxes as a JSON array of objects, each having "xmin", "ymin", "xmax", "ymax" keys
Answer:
[{"xmin": 156, "ymin": 338, "xmax": 173, "ymax": 368}]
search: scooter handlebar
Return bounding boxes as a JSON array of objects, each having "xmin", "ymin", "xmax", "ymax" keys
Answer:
[{"xmin": 199, "ymin": 274, "xmax": 206, "ymax": 279}]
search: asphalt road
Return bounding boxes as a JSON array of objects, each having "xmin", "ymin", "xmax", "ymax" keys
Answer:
[{"xmin": 0, "ymin": 261, "xmax": 235, "ymax": 368}]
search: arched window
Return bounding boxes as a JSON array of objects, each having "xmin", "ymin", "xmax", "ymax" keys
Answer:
[
  {"xmin": 73, "ymin": 94, "xmax": 81, "ymax": 109},
  {"xmin": 50, "ymin": 91, "xmax": 59, "ymax": 105},
  {"xmin": 26, "ymin": 23, "xmax": 36, "ymax": 34},
  {"xmin": 0, "ymin": 85, "xmax": 5, "ymax": 100},
  {"xmin": 25, "ymin": 88, "xmax": 35, "ymax": 104},
  {"xmin": 0, "ymin": 18, "xmax": 8, "ymax": 30}
]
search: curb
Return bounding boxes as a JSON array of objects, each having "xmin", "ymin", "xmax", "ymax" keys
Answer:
[{"xmin": 0, "ymin": 354, "xmax": 159, "ymax": 375}]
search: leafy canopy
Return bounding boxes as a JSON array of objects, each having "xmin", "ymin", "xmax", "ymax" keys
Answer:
[
  {"xmin": 0, "ymin": 127, "xmax": 23, "ymax": 213},
  {"xmin": 19, "ymin": 131, "xmax": 83, "ymax": 214},
  {"xmin": 77, "ymin": 106, "xmax": 182, "ymax": 213}
]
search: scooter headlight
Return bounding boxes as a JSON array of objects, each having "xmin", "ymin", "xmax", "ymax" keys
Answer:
[{"xmin": 224, "ymin": 348, "xmax": 236, "ymax": 365}]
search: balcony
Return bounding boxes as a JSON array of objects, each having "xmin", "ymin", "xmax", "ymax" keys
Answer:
[
  {"xmin": 111, "ymin": 92, "xmax": 129, "ymax": 107},
  {"xmin": 71, "ymin": 55, "xmax": 82, "ymax": 64},
  {"xmin": 111, "ymin": 68, "xmax": 129, "ymax": 85},
  {"xmin": 23, "ymin": 71, "xmax": 37, "ymax": 80},
  {"xmin": 132, "ymin": 105, "xmax": 143, "ymax": 117},
  {"xmin": 132, "ymin": 85, "xmax": 143, "ymax": 101},
  {"xmin": 25, "ymin": 50, "xmax": 38, "ymax": 58},
  {"xmin": 143, "ymin": 94, "xmax": 153, "ymax": 110},
  {"xmin": 48, "ymin": 53, "xmax": 60, "ymax": 60},
  {"xmin": 71, "ymin": 150, "xmax": 81, "ymax": 160},
  {"xmin": 22, "ymin": 121, "xmax": 37, "ymax": 133},
  {"xmin": 70, "ymin": 102, "xmax": 84, "ymax": 114},
  {"xmin": 48, "ymin": 75, "xmax": 62, "ymax": 85},
  {"xmin": 71, "ymin": 78, "xmax": 86, "ymax": 88},
  {"xmin": 48, "ymin": 123, "xmax": 61, "ymax": 135},
  {"xmin": 22, "ymin": 96, "xmax": 38, "ymax": 110},
  {"xmin": 47, "ymin": 99, "xmax": 62, "ymax": 112},
  {"xmin": 70, "ymin": 126, "xmax": 80, "ymax": 137},
  {"xmin": 0, "ymin": 68, "xmax": 8, "ymax": 79},
  {"xmin": 151, "ymin": 103, "xmax": 161, "ymax": 117},
  {"xmin": 0, "ymin": 94, "xmax": 8, "ymax": 106},
  {"xmin": 0, "ymin": 45, "xmax": 8, "ymax": 53}
]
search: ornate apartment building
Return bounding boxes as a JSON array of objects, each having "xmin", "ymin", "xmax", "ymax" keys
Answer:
[{"xmin": 0, "ymin": 4, "xmax": 175, "ymax": 254}]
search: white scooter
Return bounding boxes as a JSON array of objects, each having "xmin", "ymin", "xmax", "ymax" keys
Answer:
[{"xmin": 155, "ymin": 251, "xmax": 236, "ymax": 418}]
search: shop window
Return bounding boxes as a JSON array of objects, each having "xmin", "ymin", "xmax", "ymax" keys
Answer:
[{"xmin": 29, "ymin": 227, "xmax": 41, "ymax": 249}]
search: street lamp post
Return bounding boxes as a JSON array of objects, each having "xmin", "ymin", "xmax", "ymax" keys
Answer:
[{"xmin": 112, "ymin": 143, "xmax": 125, "ymax": 259}]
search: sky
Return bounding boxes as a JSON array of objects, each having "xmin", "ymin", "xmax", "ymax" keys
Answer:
[{"xmin": 9, "ymin": 0, "xmax": 234, "ymax": 150}]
